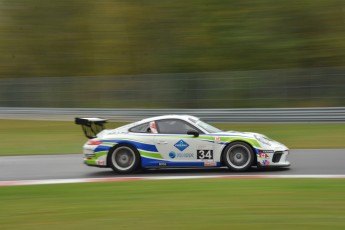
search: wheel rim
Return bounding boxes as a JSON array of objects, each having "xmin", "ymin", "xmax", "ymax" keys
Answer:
[
  {"xmin": 112, "ymin": 146, "xmax": 136, "ymax": 171},
  {"xmin": 226, "ymin": 144, "xmax": 252, "ymax": 169}
]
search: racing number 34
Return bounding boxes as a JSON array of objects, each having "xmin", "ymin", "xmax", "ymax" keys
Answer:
[{"xmin": 197, "ymin": 150, "xmax": 213, "ymax": 159}]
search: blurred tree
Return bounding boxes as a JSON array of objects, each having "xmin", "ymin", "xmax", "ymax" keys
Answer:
[
  {"xmin": 1, "ymin": 0, "xmax": 345, "ymax": 77},
  {"xmin": 0, "ymin": 0, "xmax": 344, "ymax": 108}
]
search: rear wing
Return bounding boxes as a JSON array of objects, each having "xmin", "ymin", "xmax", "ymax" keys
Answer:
[{"xmin": 75, "ymin": 117, "xmax": 107, "ymax": 139}]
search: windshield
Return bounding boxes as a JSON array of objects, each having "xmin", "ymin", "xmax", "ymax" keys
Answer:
[{"xmin": 196, "ymin": 120, "xmax": 222, "ymax": 133}]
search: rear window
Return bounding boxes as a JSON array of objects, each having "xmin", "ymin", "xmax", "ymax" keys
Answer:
[{"xmin": 129, "ymin": 122, "xmax": 150, "ymax": 133}]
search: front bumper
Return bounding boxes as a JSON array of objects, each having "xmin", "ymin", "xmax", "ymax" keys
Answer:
[{"xmin": 256, "ymin": 149, "xmax": 290, "ymax": 167}]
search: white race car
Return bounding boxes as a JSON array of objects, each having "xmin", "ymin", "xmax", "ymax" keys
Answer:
[{"xmin": 75, "ymin": 115, "xmax": 290, "ymax": 173}]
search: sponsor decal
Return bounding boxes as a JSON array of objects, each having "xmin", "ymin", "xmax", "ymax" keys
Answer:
[
  {"xmin": 197, "ymin": 150, "xmax": 214, "ymax": 160},
  {"xmin": 159, "ymin": 162, "xmax": 167, "ymax": 166},
  {"xmin": 258, "ymin": 150, "xmax": 273, "ymax": 159},
  {"xmin": 169, "ymin": 151, "xmax": 176, "ymax": 159},
  {"xmin": 259, "ymin": 150, "xmax": 274, "ymax": 153},
  {"xmin": 204, "ymin": 161, "xmax": 217, "ymax": 167},
  {"xmin": 174, "ymin": 140, "xmax": 189, "ymax": 151},
  {"xmin": 176, "ymin": 153, "xmax": 194, "ymax": 158},
  {"xmin": 259, "ymin": 153, "xmax": 269, "ymax": 159},
  {"xmin": 262, "ymin": 160, "xmax": 270, "ymax": 166},
  {"xmin": 215, "ymin": 137, "xmax": 221, "ymax": 142},
  {"xmin": 169, "ymin": 151, "xmax": 194, "ymax": 158},
  {"xmin": 96, "ymin": 160, "xmax": 106, "ymax": 166}
]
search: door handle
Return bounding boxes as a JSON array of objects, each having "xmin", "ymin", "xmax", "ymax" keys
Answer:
[{"xmin": 157, "ymin": 141, "xmax": 168, "ymax": 144}]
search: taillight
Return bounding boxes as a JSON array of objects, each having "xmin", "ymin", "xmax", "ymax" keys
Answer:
[{"xmin": 86, "ymin": 140, "xmax": 102, "ymax": 145}]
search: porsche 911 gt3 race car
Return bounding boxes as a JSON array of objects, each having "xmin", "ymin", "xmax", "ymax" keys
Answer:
[{"xmin": 75, "ymin": 115, "xmax": 290, "ymax": 173}]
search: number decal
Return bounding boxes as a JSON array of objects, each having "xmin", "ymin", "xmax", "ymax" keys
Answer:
[{"xmin": 197, "ymin": 150, "xmax": 213, "ymax": 159}]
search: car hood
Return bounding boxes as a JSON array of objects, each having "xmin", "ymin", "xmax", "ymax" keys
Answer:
[
  {"xmin": 213, "ymin": 131, "xmax": 288, "ymax": 150},
  {"xmin": 212, "ymin": 130, "xmax": 259, "ymax": 138}
]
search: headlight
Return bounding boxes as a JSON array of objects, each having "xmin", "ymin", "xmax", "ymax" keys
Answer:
[{"xmin": 254, "ymin": 134, "xmax": 271, "ymax": 146}]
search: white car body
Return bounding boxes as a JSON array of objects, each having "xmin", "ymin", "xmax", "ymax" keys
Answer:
[{"xmin": 77, "ymin": 115, "xmax": 290, "ymax": 173}]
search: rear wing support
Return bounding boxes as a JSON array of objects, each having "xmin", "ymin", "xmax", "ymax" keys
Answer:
[{"xmin": 75, "ymin": 117, "xmax": 107, "ymax": 139}]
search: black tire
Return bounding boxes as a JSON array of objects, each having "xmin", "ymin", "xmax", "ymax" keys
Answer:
[
  {"xmin": 108, "ymin": 144, "xmax": 140, "ymax": 174},
  {"xmin": 222, "ymin": 142, "xmax": 254, "ymax": 172}
]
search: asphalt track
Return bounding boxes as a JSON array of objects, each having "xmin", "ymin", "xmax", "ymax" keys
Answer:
[{"xmin": 0, "ymin": 149, "xmax": 344, "ymax": 182}]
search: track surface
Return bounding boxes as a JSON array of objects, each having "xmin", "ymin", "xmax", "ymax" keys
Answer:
[{"xmin": 1, "ymin": 149, "xmax": 344, "ymax": 181}]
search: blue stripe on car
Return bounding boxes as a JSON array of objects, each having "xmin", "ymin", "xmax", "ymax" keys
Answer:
[
  {"xmin": 99, "ymin": 139, "xmax": 158, "ymax": 152},
  {"xmin": 141, "ymin": 156, "xmax": 221, "ymax": 167}
]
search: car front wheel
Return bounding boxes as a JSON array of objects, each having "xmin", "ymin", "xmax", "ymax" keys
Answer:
[{"xmin": 223, "ymin": 142, "xmax": 254, "ymax": 172}]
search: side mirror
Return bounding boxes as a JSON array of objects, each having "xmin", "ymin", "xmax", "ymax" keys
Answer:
[{"xmin": 187, "ymin": 129, "xmax": 199, "ymax": 137}]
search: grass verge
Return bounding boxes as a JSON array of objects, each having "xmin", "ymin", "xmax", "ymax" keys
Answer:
[
  {"xmin": 0, "ymin": 120, "xmax": 344, "ymax": 156},
  {"xmin": 0, "ymin": 178, "xmax": 345, "ymax": 230}
]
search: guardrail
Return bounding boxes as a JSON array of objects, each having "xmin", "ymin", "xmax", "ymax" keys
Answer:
[
  {"xmin": 1, "ymin": 69, "xmax": 344, "ymax": 109},
  {"xmin": 0, "ymin": 107, "xmax": 344, "ymax": 123}
]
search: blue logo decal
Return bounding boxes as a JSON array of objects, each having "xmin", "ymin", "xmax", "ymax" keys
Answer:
[
  {"xmin": 174, "ymin": 140, "xmax": 189, "ymax": 151},
  {"xmin": 169, "ymin": 151, "xmax": 176, "ymax": 159}
]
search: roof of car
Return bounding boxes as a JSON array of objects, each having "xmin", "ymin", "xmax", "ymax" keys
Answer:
[{"xmin": 139, "ymin": 115, "xmax": 200, "ymax": 123}]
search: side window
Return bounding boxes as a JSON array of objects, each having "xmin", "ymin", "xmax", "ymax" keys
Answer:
[
  {"xmin": 129, "ymin": 122, "xmax": 150, "ymax": 133},
  {"xmin": 156, "ymin": 119, "xmax": 200, "ymax": 134}
]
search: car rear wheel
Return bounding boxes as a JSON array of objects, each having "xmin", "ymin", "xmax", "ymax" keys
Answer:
[
  {"xmin": 109, "ymin": 145, "xmax": 140, "ymax": 174},
  {"xmin": 223, "ymin": 142, "xmax": 254, "ymax": 172}
]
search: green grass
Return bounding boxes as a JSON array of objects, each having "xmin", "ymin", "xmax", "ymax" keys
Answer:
[
  {"xmin": 0, "ymin": 120, "xmax": 344, "ymax": 156},
  {"xmin": 0, "ymin": 179, "xmax": 345, "ymax": 230},
  {"xmin": 0, "ymin": 120, "xmax": 98, "ymax": 156}
]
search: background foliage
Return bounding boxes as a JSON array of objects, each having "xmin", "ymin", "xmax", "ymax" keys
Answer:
[
  {"xmin": 2, "ymin": 0, "xmax": 345, "ymax": 76},
  {"xmin": 0, "ymin": 0, "xmax": 344, "ymax": 107}
]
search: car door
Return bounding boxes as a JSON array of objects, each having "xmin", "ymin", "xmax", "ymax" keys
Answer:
[{"xmin": 154, "ymin": 119, "xmax": 215, "ymax": 166}]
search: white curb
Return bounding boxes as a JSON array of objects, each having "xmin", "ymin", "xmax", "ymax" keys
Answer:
[{"xmin": 1, "ymin": 174, "xmax": 345, "ymax": 187}]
